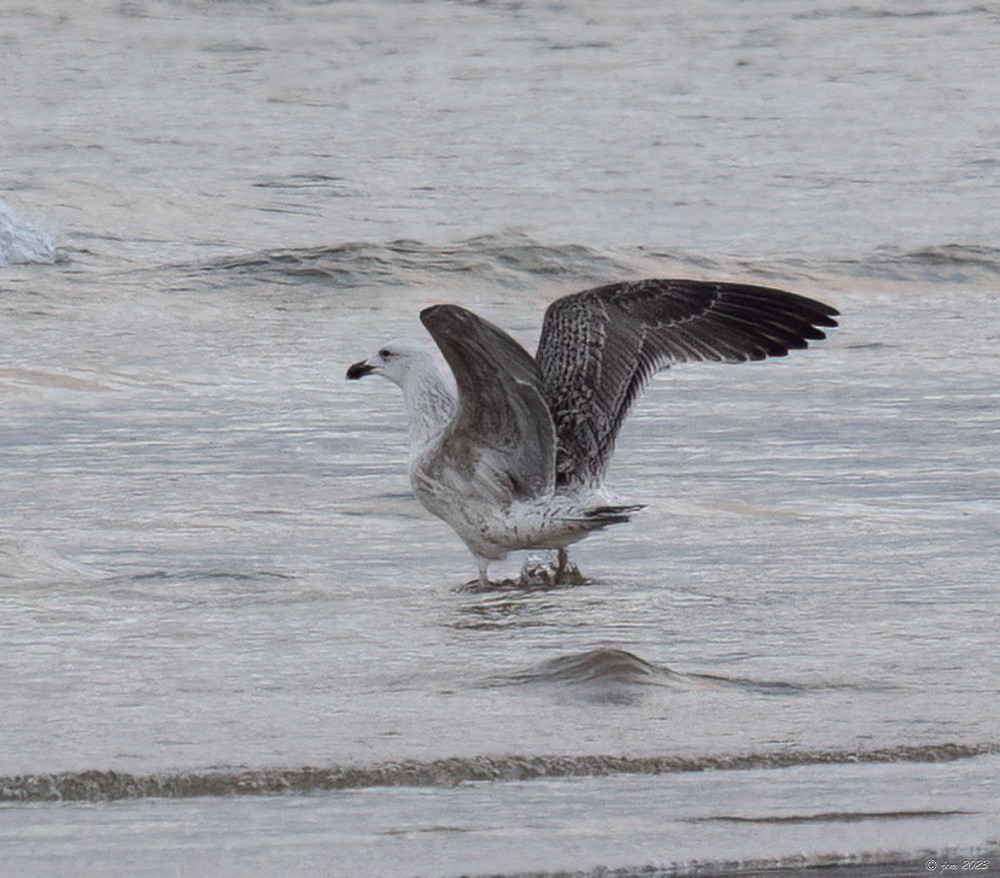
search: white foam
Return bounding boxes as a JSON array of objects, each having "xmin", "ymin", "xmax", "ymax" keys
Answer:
[{"xmin": 0, "ymin": 198, "xmax": 57, "ymax": 265}]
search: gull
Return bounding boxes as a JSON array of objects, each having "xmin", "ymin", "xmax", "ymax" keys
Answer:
[{"xmin": 347, "ymin": 278, "xmax": 838, "ymax": 586}]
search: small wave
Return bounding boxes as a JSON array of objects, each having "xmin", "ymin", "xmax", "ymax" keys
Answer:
[
  {"xmin": 110, "ymin": 568, "xmax": 306, "ymax": 609},
  {"xmin": 182, "ymin": 231, "xmax": 1000, "ymax": 292},
  {"xmin": 195, "ymin": 230, "xmax": 638, "ymax": 290},
  {"xmin": 128, "ymin": 569, "xmax": 295, "ymax": 584},
  {"xmin": 251, "ymin": 173, "xmax": 352, "ymax": 193},
  {"xmin": 508, "ymin": 648, "xmax": 697, "ymax": 688},
  {"xmin": 505, "ymin": 648, "xmax": 807, "ymax": 695},
  {"xmin": 0, "ymin": 198, "xmax": 57, "ymax": 266},
  {"xmin": 3, "ymin": 743, "xmax": 995, "ymax": 804},
  {"xmin": 852, "ymin": 244, "xmax": 1000, "ymax": 282},
  {"xmin": 800, "ymin": 6, "xmax": 987, "ymax": 21},
  {"xmin": 466, "ymin": 848, "xmax": 1000, "ymax": 878},
  {"xmin": 689, "ymin": 808, "xmax": 972, "ymax": 825}
]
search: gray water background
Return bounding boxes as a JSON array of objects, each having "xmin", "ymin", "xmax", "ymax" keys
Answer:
[{"xmin": 2, "ymin": 1, "xmax": 999, "ymax": 875}]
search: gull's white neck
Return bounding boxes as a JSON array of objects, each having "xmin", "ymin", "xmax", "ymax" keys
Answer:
[{"xmin": 399, "ymin": 354, "xmax": 455, "ymax": 455}]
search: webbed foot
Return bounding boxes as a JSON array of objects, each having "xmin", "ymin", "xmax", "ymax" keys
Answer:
[{"xmin": 518, "ymin": 549, "xmax": 586, "ymax": 588}]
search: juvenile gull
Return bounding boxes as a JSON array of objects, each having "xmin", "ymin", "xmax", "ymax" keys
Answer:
[{"xmin": 347, "ymin": 278, "xmax": 839, "ymax": 586}]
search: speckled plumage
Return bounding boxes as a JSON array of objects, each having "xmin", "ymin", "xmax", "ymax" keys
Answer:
[
  {"xmin": 348, "ymin": 279, "xmax": 838, "ymax": 585},
  {"xmin": 536, "ymin": 279, "xmax": 840, "ymax": 489}
]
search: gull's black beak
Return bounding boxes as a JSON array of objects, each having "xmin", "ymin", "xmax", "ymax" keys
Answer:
[{"xmin": 346, "ymin": 359, "xmax": 376, "ymax": 380}]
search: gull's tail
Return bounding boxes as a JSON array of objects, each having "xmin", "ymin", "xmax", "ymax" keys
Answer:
[{"xmin": 567, "ymin": 504, "xmax": 646, "ymax": 528}]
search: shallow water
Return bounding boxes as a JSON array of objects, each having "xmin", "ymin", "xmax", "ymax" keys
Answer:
[
  {"xmin": 5, "ymin": 756, "xmax": 1000, "ymax": 877},
  {"xmin": 3, "ymin": 1, "xmax": 1000, "ymax": 875}
]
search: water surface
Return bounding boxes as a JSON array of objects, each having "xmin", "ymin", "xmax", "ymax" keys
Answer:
[{"xmin": 2, "ymin": 1, "xmax": 999, "ymax": 875}]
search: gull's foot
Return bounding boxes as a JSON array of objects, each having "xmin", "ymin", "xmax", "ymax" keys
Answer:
[
  {"xmin": 453, "ymin": 549, "xmax": 588, "ymax": 593},
  {"xmin": 518, "ymin": 551, "xmax": 586, "ymax": 588},
  {"xmin": 454, "ymin": 557, "xmax": 587, "ymax": 593}
]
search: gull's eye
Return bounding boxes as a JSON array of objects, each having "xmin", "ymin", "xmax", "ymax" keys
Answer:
[{"xmin": 379, "ymin": 348, "xmax": 393, "ymax": 359}]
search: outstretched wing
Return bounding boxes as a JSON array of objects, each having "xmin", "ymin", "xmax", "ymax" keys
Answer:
[
  {"xmin": 420, "ymin": 304, "xmax": 556, "ymax": 503},
  {"xmin": 535, "ymin": 278, "xmax": 839, "ymax": 489}
]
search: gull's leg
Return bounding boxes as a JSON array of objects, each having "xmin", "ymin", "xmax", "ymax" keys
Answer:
[
  {"xmin": 475, "ymin": 555, "xmax": 490, "ymax": 587},
  {"xmin": 555, "ymin": 547, "xmax": 569, "ymax": 583},
  {"xmin": 457, "ymin": 555, "xmax": 493, "ymax": 591},
  {"xmin": 551, "ymin": 548, "xmax": 583, "ymax": 585}
]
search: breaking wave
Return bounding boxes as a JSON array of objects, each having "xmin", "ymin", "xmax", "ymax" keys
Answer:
[
  {"xmin": 0, "ymin": 198, "xmax": 57, "ymax": 265},
  {"xmin": 3, "ymin": 742, "xmax": 995, "ymax": 804}
]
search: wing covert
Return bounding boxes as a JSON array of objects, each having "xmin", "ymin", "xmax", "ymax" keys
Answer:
[{"xmin": 421, "ymin": 304, "xmax": 556, "ymax": 502}]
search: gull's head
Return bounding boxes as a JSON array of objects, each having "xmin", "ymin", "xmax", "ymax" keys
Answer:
[{"xmin": 346, "ymin": 338, "xmax": 431, "ymax": 389}]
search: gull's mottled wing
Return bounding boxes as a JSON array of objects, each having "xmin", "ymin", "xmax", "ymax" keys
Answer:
[
  {"xmin": 536, "ymin": 278, "xmax": 840, "ymax": 489},
  {"xmin": 420, "ymin": 304, "xmax": 556, "ymax": 502}
]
